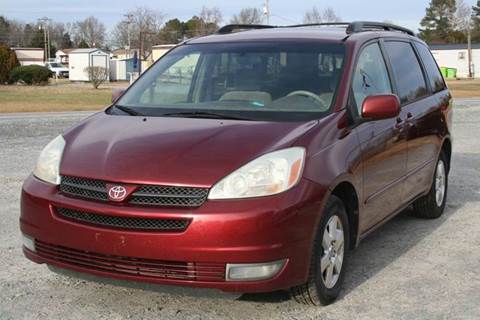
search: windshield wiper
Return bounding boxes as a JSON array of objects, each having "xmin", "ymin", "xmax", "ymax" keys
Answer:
[
  {"xmin": 161, "ymin": 111, "xmax": 251, "ymax": 121},
  {"xmin": 114, "ymin": 105, "xmax": 144, "ymax": 116}
]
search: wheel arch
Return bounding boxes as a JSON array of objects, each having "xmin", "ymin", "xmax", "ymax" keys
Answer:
[
  {"xmin": 441, "ymin": 137, "xmax": 452, "ymax": 173},
  {"xmin": 329, "ymin": 181, "xmax": 360, "ymax": 250}
]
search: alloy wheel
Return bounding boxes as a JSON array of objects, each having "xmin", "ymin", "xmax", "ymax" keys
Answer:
[
  {"xmin": 435, "ymin": 160, "xmax": 446, "ymax": 207},
  {"xmin": 320, "ymin": 215, "xmax": 345, "ymax": 289}
]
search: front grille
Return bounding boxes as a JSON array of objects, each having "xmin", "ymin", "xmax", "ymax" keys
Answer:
[
  {"xmin": 130, "ymin": 185, "xmax": 208, "ymax": 207},
  {"xmin": 35, "ymin": 240, "xmax": 226, "ymax": 282},
  {"xmin": 56, "ymin": 207, "xmax": 190, "ymax": 231},
  {"xmin": 60, "ymin": 176, "xmax": 209, "ymax": 207},
  {"xmin": 60, "ymin": 176, "xmax": 108, "ymax": 201}
]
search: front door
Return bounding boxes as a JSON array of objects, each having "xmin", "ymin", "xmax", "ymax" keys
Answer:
[{"xmin": 350, "ymin": 42, "xmax": 408, "ymax": 233}]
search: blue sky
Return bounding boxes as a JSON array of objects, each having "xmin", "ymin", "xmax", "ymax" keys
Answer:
[{"xmin": 1, "ymin": 0, "xmax": 477, "ymax": 32}]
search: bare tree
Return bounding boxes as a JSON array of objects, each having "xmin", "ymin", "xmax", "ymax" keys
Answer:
[
  {"xmin": 452, "ymin": 0, "xmax": 472, "ymax": 32},
  {"xmin": 74, "ymin": 16, "xmax": 106, "ymax": 48},
  {"xmin": 230, "ymin": 8, "xmax": 264, "ymax": 25},
  {"xmin": 199, "ymin": 6, "xmax": 223, "ymax": 34},
  {"xmin": 303, "ymin": 6, "xmax": 341, "ymax": 24},
  {"xmin": 84, "ymin": 66, "xmax": 107, "ymax": 89},
  {"xmin": 111, "ymin": 7, "xmax": 165, "ymax": 57}
]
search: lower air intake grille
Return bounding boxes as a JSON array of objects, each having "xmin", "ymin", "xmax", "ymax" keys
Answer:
[
  {"xmin": 56, "ymin": 207, "xmax": 190, "ymax": 232},
  {"xmin": 35, "ymin": 240, "xmax": 226, "ymax": 282}
]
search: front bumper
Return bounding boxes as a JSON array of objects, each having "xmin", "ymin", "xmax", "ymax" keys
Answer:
[{"xmin": 20, "ymin": 175, "xmax": 326, "ymax": 293}]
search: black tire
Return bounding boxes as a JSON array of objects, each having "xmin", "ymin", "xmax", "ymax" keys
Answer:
[
  {"xmin": 412, "ymin": 151, "xmax": 448, "ymax": 219},
  {"xmin": 290, "ymin": 195, "xmax": 350, "ymax": 306}
]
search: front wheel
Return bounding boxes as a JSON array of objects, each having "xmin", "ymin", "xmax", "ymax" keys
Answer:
[
  {"xmin": 290, "ymin": 196, "xmax": 350, "ymax": 306},
  {"xmin": 412, "ymin": 152, "xmax": 448, "ymax": 219}
]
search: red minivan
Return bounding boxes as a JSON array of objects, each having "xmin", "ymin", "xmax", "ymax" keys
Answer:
[{"xmin": 20, "ymin": 22, "xmax": 453, "ymax": 305}]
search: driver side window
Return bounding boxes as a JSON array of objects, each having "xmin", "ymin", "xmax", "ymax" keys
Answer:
[{"xmin": 352, "ymin": 43, "xmax": 392, "ymax": 115}]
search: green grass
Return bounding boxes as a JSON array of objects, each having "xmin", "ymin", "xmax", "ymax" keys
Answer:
[{"xmin": 0, "ymin": 81, "xmax": 126, "ymax": 113}]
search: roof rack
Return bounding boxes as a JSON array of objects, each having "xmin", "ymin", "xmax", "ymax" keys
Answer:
[
  {"xmin": 217, "ymin": 24, "xmax": 276, "ymax": 34},
  {"xmin": 346, "ymin": 21, "xmax": 415, "ymax": 36},
  {"xmin": 216, "ymin": 21, "xmax": 416, "ymax": 37}
]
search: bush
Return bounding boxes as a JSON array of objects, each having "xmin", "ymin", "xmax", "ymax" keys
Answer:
[
  {"xmin": 84, "ymin": 66, "xmax": 108, "ymax": 89},
  {"xmin": 9, "ymin": 65, "xmax": 52, "ymax": 85},
  {"xmin": 0, "ymin": 46, "xmax": 19, "ymax": 84}
]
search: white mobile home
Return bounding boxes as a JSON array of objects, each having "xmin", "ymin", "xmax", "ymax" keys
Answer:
[
  {"xmin": 430, "ymin": 43, "xmax": 480, "ymax": 79},
  {"xmin": 68, "ymin": 48, "xmax": 109, "ymax": 81}
]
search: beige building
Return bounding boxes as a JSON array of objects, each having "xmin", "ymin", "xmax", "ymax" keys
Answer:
[
  {"xmin": 111, "ymin": 48, "xmax": 140, "ymax": 60},
  {"xmin": 12, "ymin": 48, "xmax": 44, "ymax": 66},
  {"xmin": 152, "ymin": 44, "xmax": 176, "ymax": 62}
]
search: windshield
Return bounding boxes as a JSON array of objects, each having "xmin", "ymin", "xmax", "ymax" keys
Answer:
[
  {"xmin": 49, "ymin": 63, "xmax": 63, "ymax": 68},
  {"xmin": 116, "ymin": 42, "xmax": 346, "ymax": 121}
]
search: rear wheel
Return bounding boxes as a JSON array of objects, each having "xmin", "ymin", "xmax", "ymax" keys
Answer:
[
  {"xmin": 412, "ymin": 152, "xmax": 448, "ymax": 219},
  {"xmin": 290, "ymin": 196, "xmax": 350, "ymax": 306}
]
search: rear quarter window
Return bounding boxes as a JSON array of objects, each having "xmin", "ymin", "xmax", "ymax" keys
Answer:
[
  {"xmin": 384, "ymin": 41, "xmax": 428, "ymax": 104},
  {"xmin": 414, "ymin": 43, "xmax": 446, "ymax": 93}
]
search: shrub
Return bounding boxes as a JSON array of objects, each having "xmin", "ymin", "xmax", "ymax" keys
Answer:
[
  {"xmin": 9, "ymin": 65, "xmax": 52, "ymax": 85},
  {"xmin": 0, "ymin": 46, "xmax": 19, "ymax": 84},
  {"xmin": 84, "ymin": 66, "xmax": 107, "ymax": 89}
]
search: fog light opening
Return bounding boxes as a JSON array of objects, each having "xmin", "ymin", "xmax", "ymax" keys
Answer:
[
  {"xmin": 22, "ymin": 234, "xmax": 35, "ymax": 252},
  {"xmin": 226, "ymin": 260, "xmax": 286, "ymax": 281}
]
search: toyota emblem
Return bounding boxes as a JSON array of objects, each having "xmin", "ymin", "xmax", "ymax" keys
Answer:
[{"xmin": 108, "ymin": 185, "xmax": 128, "ymax": 201}]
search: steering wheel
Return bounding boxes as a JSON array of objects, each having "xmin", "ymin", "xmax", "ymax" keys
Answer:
[{"xmin": 287, "ymin": 90, "xmax": 328, "ymax": 109}]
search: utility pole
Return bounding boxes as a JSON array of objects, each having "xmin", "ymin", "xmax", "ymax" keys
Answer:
[
  {"xmin": 264, "ymin": 0, "xmax": 270, "ymax": 25},
  {"xmin": 124, "ymin": 14, "xmax": 134, "ymax": 59},
  {"xmin": 468, "ymin": 27, "xmax": 473, "ymax": 78},
  {"xmin": 38, "ymin": 17, "xmax": 51, "ymax": 62}
]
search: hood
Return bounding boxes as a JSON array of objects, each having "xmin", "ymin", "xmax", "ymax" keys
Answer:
[{"xmin": 61, "ymin": 112, "xmax": 317, "ymax": 187}]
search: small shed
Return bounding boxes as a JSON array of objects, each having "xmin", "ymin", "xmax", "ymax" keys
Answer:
[
  {"xmin": 110, "ymin": 58, "xmax": 146, "ymax": 81},
  {"xmin": 68, "ymin": 48, "xmax": 110, "ymax": 81},
  {"xmin": 11, "ymin": 48, "xmax": 44, "ymax": 66}
]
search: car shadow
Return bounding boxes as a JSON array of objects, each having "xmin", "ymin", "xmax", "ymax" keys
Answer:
[{"xmin": 240, "ymin": 152, "xmax": 480, "ymax": 303}]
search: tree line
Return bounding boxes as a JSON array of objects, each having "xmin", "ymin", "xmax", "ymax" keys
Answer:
[
  {"xmin": 0, "ymin": 5, "xmax": 341, "ymax": 59},
  {"xmin": 2, "ymin": 1, "xmax": 478, "ymax": 59},
  {"xmin": 419, "ymin": 0, "xmax": 480, "ymax": 43}
]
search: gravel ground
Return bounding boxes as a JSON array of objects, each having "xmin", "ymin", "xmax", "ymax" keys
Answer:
[{"xmin": 1, "ymin": 100, "xmax": 479, "ymax": 320}]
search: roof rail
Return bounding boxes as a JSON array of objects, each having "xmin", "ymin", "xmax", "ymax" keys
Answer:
[
  {"xmin": 286, "ymin": 22, "xmax": 351, "ymax": 28},
  {"xmin": 217, "ymin": 24, "xmax": 276, "ymax": 34},
  {"xmin": 216, "ymin": 21, "xmax": 416, "ymax": 37},
  {"xmin": 346, "ymin": 21, "xmax": 415, "ymax": 36}
]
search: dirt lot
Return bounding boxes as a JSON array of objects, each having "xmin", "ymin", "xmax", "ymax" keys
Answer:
[
  {"xmin": 446, "ymin": 79, "xmax": 480, "ymax": 98},
  {"xmin": 0, "ymin": 101, "xmax": 479, "ymax": 319},
  {"xmin": 0, "ymin": 80, "xmax": 128, "ymax": 113}
]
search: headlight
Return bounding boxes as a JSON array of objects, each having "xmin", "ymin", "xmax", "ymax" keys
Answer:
[
  {"xmin": 33, "ymin": 135, "xmax": 66, "ymax": 185},
  {"xmin": 208, "ymin": 147, "xmax": 305, "ymax": 200}
]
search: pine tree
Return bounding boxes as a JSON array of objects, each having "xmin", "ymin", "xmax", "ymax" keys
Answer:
[
  {"xmin": 419, "ymin": 0, "xmax": 457, "ymax": 43},
  {"xmin": 61, "ymin": 33, "xmax": 73, "ymax": 49},
  {"xmin": 77, "ymin": 39, "xmax": 89, "ymax": 48},
  {"xmin": 29, "ymin": 28, "xmax": 45, "ymax": 48}
]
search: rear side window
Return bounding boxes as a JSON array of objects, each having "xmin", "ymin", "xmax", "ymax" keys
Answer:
[
  {"xmin": 352, "ymin": 42, "xmax": 392, "ymax": 114},
  {"xmin": 384, "ymin": 41, "xmax": 428, "ymax": 104},
  {"xmin": 414, "ymin": 43, "xmax": 446, "ymax": 93}
]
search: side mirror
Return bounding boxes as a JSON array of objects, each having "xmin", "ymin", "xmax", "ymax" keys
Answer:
[
  {"xmin": 361, "ymin": 94, "xmax": 401, "ymax": 120},
  {"xmin": 112, "ymin": 88, "xmax": 127, "ymax": 104}
]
